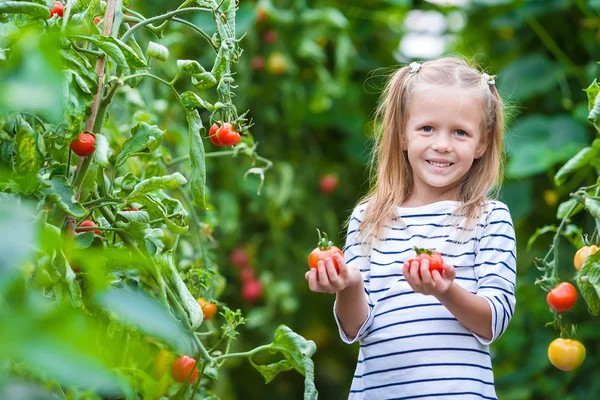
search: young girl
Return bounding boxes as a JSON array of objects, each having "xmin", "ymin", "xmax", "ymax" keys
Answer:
[{"xmin": 306, "ymin": 57, "xmax": 516, "ymax": 400}]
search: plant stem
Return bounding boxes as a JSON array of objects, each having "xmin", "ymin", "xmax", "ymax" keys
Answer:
[
  {"xmin": 121, "ymin": 7, "xmax": 212, "ymax": 43},
  {"xmin": 82, "ymin": 196, "xmax": 121, "ymax": 207},
  {"xmin": 73, "ymin": 45, "xmax": 104, "ymax": 57},
  {"xmin": 212, "ymin": 344, "xmax": 272, "ymax": 362}
]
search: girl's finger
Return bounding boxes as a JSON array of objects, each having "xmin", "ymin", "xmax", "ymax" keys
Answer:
[
  {"xmin": 335, "ymin": 253, "xmax": 347, "ymax": 276},
  {"xmin": 317, "ymin": 260, "xmax": 330, "ymax": 287},
  {"xmin": 325, "ymin": 257, "xmax": 340, "ymax": 286},
  {"xmin": 431, "ymin": 269, "xmax": 444, "ymax": 284},
  {"xmin": 307, "ymin": 269, "xmax": 320, "ymax": 292},
  {"xmin": 410, "ymin": 260, "xmax": 421, "ymax": 285},
  {"xmin": 420, "ymin": 259, "xmax": 435, "ymax": 288}
]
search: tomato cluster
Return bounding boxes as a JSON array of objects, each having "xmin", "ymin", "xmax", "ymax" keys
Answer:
[
  {"xmin": 208, "ymin": 122, "xmax": 240, "ymax": 146},
  {"xmin": 229, "ymin": 247, "xmax": 263, "ymax": 303}
]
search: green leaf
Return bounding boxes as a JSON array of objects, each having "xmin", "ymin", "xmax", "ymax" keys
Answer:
[
  {"xmin": 250, "ymin": 359, "xmax": 293, "ymax": 384},
  {"xmin": 0, "ymin": 2, "xmax": 50, "ymax": 19},
  {"xmin": 128, "ymin": 173, "xmax": 187, "ymax": 198},
  {"xmin": 180, "ymin": 91, "xmax": 214, "ymax": 111},
  {"xmin": 585, "ymin": 197, "xmax": 600, "ymax": 220},
  {"xmin": 14, "ymin": 115, "xmax": 41, "ymax": 173},
  {"xmin": 177, "ymin": 60, "xmax": 217, "ymax": 90},
  {"xmin": 97, "ymin": 287, "xmax": 195, "ymax": 355},
  {"xmin": 146, "ymin": 42, "xmax": 169, "ymax": 62},
  {"xmin": 187, "ymin": 110, "xmax": 206, "ymax": 209},
  {"xmin": 589, "ymin": 92, "xmax": 600, "ymax": 128},
  {"xmin": 576, "ymin": 253, "xmax": 600, "ymax": 316},
  {"xmin": 159, "ymin": 250, "xmax": 204, "ymax": 330},
  {"xmin": 94, "ymin": 133, "xmax": 110, "ymax": 168},
  {"xmin": 526, "ymin": 226, "xmax": 556, "ymax": 251},
  {"xmin": 103, "ymin": 36, "xmax": 147, "ymax": 73},
  {"xmin": 557, "ymin": 198, "xmax": 584, "ymax": 219},
  {"xmin": 554, "ymin": 147, "xmax": 596, "ymax": 186},
  {"xmin": 72, "ymin": 35, "xmax": 130, "ymax": 75},
  {"xmin": 583, "ymin": 79, "xmax": 600, "ymax": 110},
  {"xmin": 116, "ymin": 122, "xmax": 165, "ymax": 167},
  {"xmin": 74, "ymin": 231, "xmax": 95, "ymax": 249},
  {"xmin": 253, "ymin": 325, "xmax": 318, "ymax": 400},
  {"xmin": 506, "ymin": 115, "xmax": 588, "ymax": 178},
  {"xmin": 498, "ymin": 54, "xmax": 565, "ymax": 101},
  {"xmin": 43, "ymin": 176, "xmax": 87, "ymax": 218}
]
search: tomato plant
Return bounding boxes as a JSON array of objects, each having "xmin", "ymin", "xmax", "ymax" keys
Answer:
[
  {"xmin": 407, "ymin": 247, "xmax": 444, "ymax": 279},
  {"xmin": 49, "ymin": 1, "xmax": 63, "ymax": 18},
  {"xmin": 69, "ymin": 132, "xmax": 96, "ymax": 156},
  {"xmin": 308, "ymin": 229, "xmax": 343, "ymax": 274},
  {"xmin": 209, "ymin": 122, "xmax": 241, "ymax": 146},
  {"xmin": 75, "ymin": 219, "xmax": 101, "ymax": 236},
  {"xmin": 198, "ymin": 297, "xmax": 218, "ymax": 321}
]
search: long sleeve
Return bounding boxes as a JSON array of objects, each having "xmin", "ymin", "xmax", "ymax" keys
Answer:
[
  {"xmin": 333, "ymin": 205, "xmax": 375, "ymax": 344},
  {"xmin": 472, "ymin": 203, "xmax": 517, "ymax": 345}
]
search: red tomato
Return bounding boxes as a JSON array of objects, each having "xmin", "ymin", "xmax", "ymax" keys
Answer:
[
  {"xmin": 319, "ymin": 174, "xmax": 338, "ymax": 194},
  {"xmin": 263, "ymin": 29, "xmax": 278, "ymax": 44},
  {"xmin": 547, "ymin": 282, "xmax": 577, "ymax": 312},
  {"xmin": 255, "ymin": 6, "xmax": 268, "ymax": 24},
  {"xmin": 50, "ymin": 1, "xmax": 64, "ymax": 18},
  {"xmin": 242, "ymin": 279, "xmax": 262, "ymax": 302},
  {"xmin": 208, "ymin": 122, "xmax": 240, "ymax": 146},
  {"xmin": 94, "ymin": 16, "xmax": 101, "ymax": 25},
  {"xmin": 230, "ymin": 248, "xmax": 249, "ymax": 268},
  {"xmin": 251, "ymin": 56, "xmax": 265, "ymax": 71},
  {"xmin": 239, "ymin": 267, "xmax": 255, "ymax": 283},
  {"xmin": 197, "ymin": 298, "xmax": 218, "ymax": 321},
  {"xmin": 406, "ymin": 247, "xmax": 444, "ymax": 279},
  {"xmin": 171, "ymin": 355, "xmax": 198, "ymax": 383},
  {"xmin": 123, "ymin": 207, "xmax": 139, "ymax": 212},
  {"xmin": 69, "ymin": 132, "xmax": 96, "ymax": 157},
  {"xmin": 76, "ymin": 220, "xmax": 102, "ymax": 236},
  {"xmin": 308, "ymin": 230, "xmax": 343, "ymax": 274}
]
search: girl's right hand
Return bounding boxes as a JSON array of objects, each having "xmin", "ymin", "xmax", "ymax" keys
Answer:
[{"xmin": 305, "ymin": 253, "xmax": 362, "ymax": 294}]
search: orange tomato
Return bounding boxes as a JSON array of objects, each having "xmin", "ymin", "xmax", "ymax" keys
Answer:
[
  {"xmin": 548, "ymin": 338, "xmax": 586, "ymax": 371},
  {"xmin": 197, "ymin": 298, "xmax": 217, "ymax": 321},
  {"xmin": 574, "ymin": 245, "xmax": 598, "ymax": 271}
]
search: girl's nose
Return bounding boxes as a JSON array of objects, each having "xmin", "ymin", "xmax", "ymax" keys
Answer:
[{"xmin": 432, "ymin": 139, "xmax": 452, "ymax": 153}]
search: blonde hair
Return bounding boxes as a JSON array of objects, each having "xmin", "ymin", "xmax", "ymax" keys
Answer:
[{"xmin": 354, "ymin": 56, "xmax": 505, "ymax": 246}]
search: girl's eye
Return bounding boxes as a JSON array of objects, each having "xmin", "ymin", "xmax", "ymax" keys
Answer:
[
  {"xmin": 422, "ymin": 126, "xmax": 433, "ymax": 133},
  {"xmin": 455, "ymin": 129, "xmax": 468, "ymax": 137}
]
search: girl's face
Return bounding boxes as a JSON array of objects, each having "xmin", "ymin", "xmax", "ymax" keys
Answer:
[{"xmin": 403, "ymin": 85, "xmax": 488, "ymax": 202}]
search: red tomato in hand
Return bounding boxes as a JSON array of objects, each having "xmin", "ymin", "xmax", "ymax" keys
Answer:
[
  {"xmin": 76, "ymin": 220, "xmax": 102, "ymax": 236},
  {"xmin": 171, "ymin": 355, "xmax": 198, "ymax": 383},
  {"xmin": 209, "ymin": 122, "xmax": 240, "ymax": 146},
  {"xmin": 547, "ymin": 282, "xmax": 577, "ymax": 312},
  {"xmin": 50, "ymin": 1, "xmax": 64, "ymax": 18},
  {"xmin": 319, "ymin": 174, "xmax": 338, "ymax": 194},
  {"xmin": 70, "ymin": 132, "xmax": 96, "ymax": 156},
  {"xmin": 407, "ymin": 247, "xmax": 444, "ymax": 279},
  {"xmin": 242, "ymin": 279, "xmax": 263, "ymax": 302},
  {"xmin": 308, "ymin": 229, "xmax": 343, "ymax": 274}
]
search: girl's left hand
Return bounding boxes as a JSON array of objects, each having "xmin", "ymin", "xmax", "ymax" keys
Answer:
[{"xmin": 403, "ymin": 258, "xmax": 456, "ymax": 296}]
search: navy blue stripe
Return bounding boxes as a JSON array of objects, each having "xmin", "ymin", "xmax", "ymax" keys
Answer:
[
  {"xmin": 479, "ymin": 273, "xmax": 515, "ymax": 287},
  {"xmin": 354, "ymin": 362, "xmax": 492, "ymax": 378},
  {"xmin": 482, "ymin": 295, "xmax": 497, "ymax": 338},
  {"xmin": 347, "ymin": 223, "xmax": 485, "ymax": 237},
  {"xmin": 369, "ymin": 317, "xmax": 457, "ymax": 334},
  {"xmin": 350, "ymin": 376, "xmax": 494, "ymax": 393},
  {"xmin": 368, "ymin": 274, "xmax": 476, "ymax": 282},
  {"xmin": 496, "ymin": 295, "xmax": 509, "ymax": 335},
  {"xmin": 374, "ymin": 302, "xmax": 441, "ymax": 318},
  {"xmin": 373, "ymin": 247, "xmax": 413, "ymax": 256},
  {"xmin": 481, "ymin": 233, "xmax": 515, "ymax": 242},
  {"xmin": 361, "ymin": 332, "xmax": 473, "ymax": 348},
  {"xmin": 478, "ymin": 247, "xmax": 516, "ymax": 260},
  {"xmin": 377, "ymin": 290, "xmax": 475, "ymax": 303},
  {"xmin": 503, "ymin": 293, "xmax": 514, "ymax": 316},
  {"xmin": 346, "ymin": 254, "xmax": 368, "ymax": 264},
  {"xmin": 380, "ymin": 234, "xmax": 449, "ymax": 242},
  {"xmin": 358, "ymin": 346, "xmax": 489, "ymax": 362},
  {"xmin": 387, "ymin": 391, "xmax": 497, "ymax": 400},
  {"xmin": 479, "ymin": 285, "xmax": 513, "ymax": 295},
  {"xmin": 476, "ymin": 260, "xmax": 516, "ymax": 275}
]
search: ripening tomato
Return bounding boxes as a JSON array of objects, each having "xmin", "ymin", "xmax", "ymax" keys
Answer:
[
  {"xmin": 70, "ymin": 132, "xmax": 96, "ymax": 156},
  {"xmin": 50, "ymin": 1, "xmax": 64, "ymax": 18},
  {"xmin": 547, "ymin": 282, "xmax": 577, "ymax": 312},
  {"xmin": 251, "ymin": 56, "xmax": 265, "ymax": 71},
  {"xmin": 242, "ymin": 279, "xmax": 263, "ymax": 302},
  {"xmin": 267, "ymin": 53, "xmax": 287, "ymax": 75},
  {"xmin": 574, "ymin": 245, "xmax": 598, "ymax": 271},
  {"xmin": 197, "ymin": 298, "xmax": 218, "ymax": 321},
  {"xmin": 94, "ymin": 16, "xmax": 101, "ymax": 25},
  {"xmin": 208, "ymin": 122, "xmax": 240, "ymax": 146},
  {"xmin": 230, "ymin": 248, "xmax": 249, "ymax": 268},
  {"xmin": 76, "ymin": 220, "xmax": 102, "ymax": 236},
  {"xmin": 407, "ymin": 247, "xmax": 444, "ymax": 279},
  {"xmin": 239, "ymin": 267, "xmax": 255, "ymax": 283},
  {"xmin": 153, "ymin": 349, "xmax": 173, "ymax": 379},
  {"xmin": 255, "ymin": 6, "xmax": 268, "ymax": 24},
  {"xmin": 319, "ymin": 174, "xmax": 338, "ymax": 194},
  {"xmin": 263, "ymin": 29, "xmax": 278, "ymax": 44},
  {"xmin": 308, "ymin": 230, "xmax": 343, "ymax": 274},
  {"xmin": 171, "ymin": 355, "xmax": 198, "ymax": 383},
  {"xmin": 548, "ymin": 338, "xmax": 586, "ymax": 371},
  {"xmin": 123, "ymin": 207, "xmax": 139, "ymax": 212}
]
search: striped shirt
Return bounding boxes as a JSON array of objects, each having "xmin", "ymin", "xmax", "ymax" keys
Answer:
[{"xmin": 334, "ymin": 200, "xmax": 517, "ymax": 400}]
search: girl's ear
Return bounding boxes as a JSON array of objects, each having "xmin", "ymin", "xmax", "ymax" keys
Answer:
[{"xmin": 475, "ymin": 130, "xmax": 492, "ymax": 159}]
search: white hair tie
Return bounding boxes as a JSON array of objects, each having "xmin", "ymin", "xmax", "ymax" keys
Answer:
[
  {"xmin": 482, "ymin": 73, "xmax": 495, "ymax": 86},
  {"xmin": 409, "ymin": 62, "xmax": 421, "ymax": 74}
]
